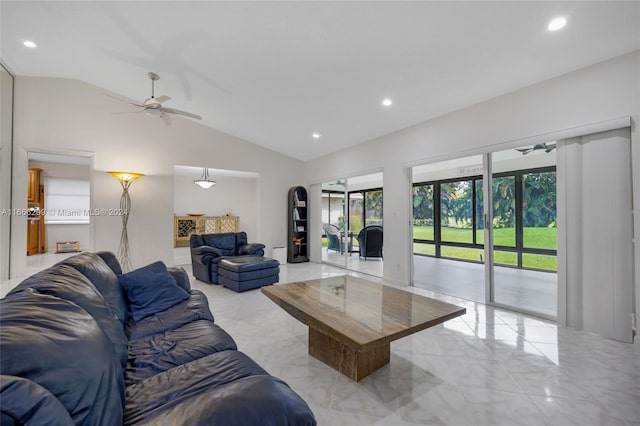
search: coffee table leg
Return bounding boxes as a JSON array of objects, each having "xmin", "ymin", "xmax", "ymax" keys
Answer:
[{"xmin": 308, "ymin": 328, "xmax": 390, "ymax": 381}]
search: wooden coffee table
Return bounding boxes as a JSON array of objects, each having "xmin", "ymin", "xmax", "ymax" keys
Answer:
[{"xmin": 261, "ymin": 276, "xmax": 466, "ymax": 381}]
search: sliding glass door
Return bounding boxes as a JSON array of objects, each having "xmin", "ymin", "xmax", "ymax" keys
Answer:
[
  {"xmin": 412, "ymin": 150, "xmax": 557, "ymax": 318},
  {"xmin": 488, "ymin": 147, "xmax": 557, "ymax": 318}
]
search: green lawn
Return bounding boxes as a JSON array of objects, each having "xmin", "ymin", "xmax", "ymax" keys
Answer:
[
  {"xmin": 412, "ymin": 225, "xmax": 557, "ymax": 249},
  {"xmin": 323, "ymin": 226, "xmax": 557, "ymax": 271},
  {"xmin": 413, "ymin": 225, "xmax": 557, "ymax": 271}
]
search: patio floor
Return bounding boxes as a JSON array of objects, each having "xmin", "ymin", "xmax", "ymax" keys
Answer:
[{"xmin": 321, "ymin": 249, "xmax": 556, "ymax": 318}]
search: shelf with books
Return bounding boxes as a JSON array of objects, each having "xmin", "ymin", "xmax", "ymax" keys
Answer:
[{"xmin": 287, "ymin": 186, "xmax": 309, "ymax": 263}]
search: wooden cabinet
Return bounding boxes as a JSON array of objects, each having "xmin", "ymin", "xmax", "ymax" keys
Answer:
[
  {"xmin": 287, "ymin": 186, "xmax": 309, "ymax": 263},
  {"xmin": 174, "ymin": 215, "xmax": 240, "ymax": 247},
  {"xmin": 28, "ymin": 168, "xmax": 42, "ymax": 204}
]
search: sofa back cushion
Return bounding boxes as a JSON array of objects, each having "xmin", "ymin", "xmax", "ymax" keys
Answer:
[
  {"xmin": 59, "ymin": 252, "xmax": 128, "ymax": 325},
  {"xmin": 236, "ymin": 231, "xmax": 248, "ymax": 246},
  {"xmin": 203, "ymin": 233, "xmax": 237, "ymax": 256},
  {"xmin": 8, "ymin": 264, "xmax": 128, "ymax": 369},
  {"xmin": 0, "ymin": 289, "xmax": 124, "ymax": 425},
  {"xmin": 190, "ymin": 234, "xmax": 205, "ymax": 248},
  {"xmin": 96, "ymin": 251, "xmax": 123, "ymax": 275}
]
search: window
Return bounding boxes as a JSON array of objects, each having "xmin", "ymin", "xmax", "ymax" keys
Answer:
[
  {"xmin": 412, "ymin": 167, "xmax": 556, "ymax": 271},
  {"xmin": 44, "ymin": 178, "xmax": 90, "ymax": 224},
  {"xmin": 347, "ymin": 188, "xmax": 383, "ymax": 233}
]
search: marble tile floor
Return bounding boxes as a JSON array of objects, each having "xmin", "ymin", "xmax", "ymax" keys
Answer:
[
  {"xmin": 322, "ymin": 249, "xmax": 384, "ymax": 277},
  {"xmin": 192, "ymin": 262, "xmax": 639, "ymax": 426},
  {"xmin": 2, "ymin": 258, "xmax": 638, "ymax": 425}
]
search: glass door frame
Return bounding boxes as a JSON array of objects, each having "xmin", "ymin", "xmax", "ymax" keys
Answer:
[{"xmin": 320, "ymin": 183, "xmax": 349, "ymax": 270}]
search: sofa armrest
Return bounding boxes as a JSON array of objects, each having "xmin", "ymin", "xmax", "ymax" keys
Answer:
[
  {"xmin": 192, "ymin": 246, "xmax": 222, "ymax": 256},
  {"xmin": 192, "ymin": 246, "xmax": 223, "ymax": 265},
  {"xmin": 237, "ymin": 243, "xmax": 266, "ymax": 256},
  {"xmin": 168, "ymin": 266, "xmax": 191, "ymax": 292}
]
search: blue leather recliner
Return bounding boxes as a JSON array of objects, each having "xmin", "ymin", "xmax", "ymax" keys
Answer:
[{"xmin": 190, "ymin": 232, "xmax": 265, "ymax": 284}]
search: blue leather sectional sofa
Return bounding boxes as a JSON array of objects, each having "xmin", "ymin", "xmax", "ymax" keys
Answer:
[
  {"xmin": 190, "ymin": 231, "xmax": 266, "ymax": 284},
  {"xmin": 0, "ymin": 251, "xmax": 316, "ymax": 425}
]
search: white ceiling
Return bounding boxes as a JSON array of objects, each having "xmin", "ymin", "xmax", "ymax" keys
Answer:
[{"xmin": 2, "ymin": 1, "xmax": 639, "ymax": 161}]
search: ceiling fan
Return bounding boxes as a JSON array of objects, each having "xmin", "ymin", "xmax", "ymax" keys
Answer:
[
  {"xmin": 515, "ymin": 142, "xmax": 556, "ymax": 155},
  {"xmin": 107, "ymin": 72, "xmax": 202, "ymax": 125}
]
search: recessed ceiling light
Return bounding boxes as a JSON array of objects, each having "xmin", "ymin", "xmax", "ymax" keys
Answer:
[
  {"xmin": 548, "ymin": 17, "xmax": 567, "ymax": 31},
  {"xmin": 382, "ymin": 98, "xmax": 393, "ymax": 107},
  {"xmin": 23, "ymin": 40, "xmax": 37, "ymax": 48},
  {"xmin": 312, "ymin": 133, "xmax": 321, "ymax": 139}
]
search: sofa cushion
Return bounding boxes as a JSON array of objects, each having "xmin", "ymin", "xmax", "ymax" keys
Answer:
[
  {"xmin": 0, "ymin": 375, "xmax": 75, "ymax": 426},
  {"xmin": 237, "ymin": 243, "xmax": 266, "ymax": 255},
  {"xmin": 59, "ymin": 252, "xmax": 128, "ymax": 325},
  {"xmin": 0, "ymin": 289, "xmax": 124, "ymax": 425},
  {"xmin": 125, "ymin": 351, "xmax": 316, "ymax": 426},
  {"xmin": 125, "ymin": 290, "xmax": 214, "ymax": 340},
  {"xmin": 125, "ymin": 320, "xmax": 237, "ymax": 386},
  {"xmin": 119, "ymin": 261, "xmax": 190, "ymax": 322},
  {"xmin": 8, "ymin": 264, "xmax": 128, "ymax": 369},
  {"xmin": 203, "ymin": 233, "xmax": 237, "ymax": 256}
]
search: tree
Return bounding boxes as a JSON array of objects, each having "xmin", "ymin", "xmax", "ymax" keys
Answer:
[
  {"xmin": 523, "ymin": 172, "xmax": 556, "ymax": 227},
  {"xmin": 412, "ymin": 184, "xmax": 434, "ymax": 226},
  {"xmin": 492, "ymin": 177, "xmax": 515, "ymax": 228}
]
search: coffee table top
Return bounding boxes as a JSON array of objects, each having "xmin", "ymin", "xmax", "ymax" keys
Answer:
[{"xmin": 261, "ymin": 275, "xmax": 466, "ymax": 350}]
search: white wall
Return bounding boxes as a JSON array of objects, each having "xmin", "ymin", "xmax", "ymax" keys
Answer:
[
  {"xmin": 304, "ymin": 50, "xmax": 640, "ymax": 338},
  {"xmin": 173, "ymin": 172, "xmax": 258, "ymax": 265},
  {"xmin": 11, "ymin": 77, "xmax": 304, "ymax": 276},
  {"xmin": 0, "ymin": 66, "xmax": 14, "ymax": 280}
]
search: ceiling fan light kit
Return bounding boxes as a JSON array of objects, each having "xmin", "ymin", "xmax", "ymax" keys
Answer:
[
  {"xmin": 516, "ymin": 142, "xmax": 557, "ymax": 155},
  {"xmin": 108, "ymin": 72, "xmax": 202, "ymax": 125}
]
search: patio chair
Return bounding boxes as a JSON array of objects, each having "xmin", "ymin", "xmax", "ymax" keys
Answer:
[
  {"xmin": 322, "ymin": 223, "xmax": 343, "ymax": 254},
  {"xmin": 356, "ymin": 225, "xmax": 383, "ymax": 260}
]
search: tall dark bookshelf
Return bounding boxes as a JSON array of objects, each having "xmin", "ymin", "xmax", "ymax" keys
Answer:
[{"xmin": 287, "ymin": 186, "xmax": 309, "ymax": 263}]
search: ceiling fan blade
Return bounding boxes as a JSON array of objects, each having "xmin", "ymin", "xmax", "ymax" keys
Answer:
[
  {"xmin": 104, "ymin": 92, "xmax": 144, "ymax": 108},
  {"xmin": 153, "ymin": 95, "xmax": 171, "ymax": 104},
  {"xmin": 160, "ymin": 107, "xmax": 202, "ymax": 120},
  {"xmin": 112, "ymin": 110, "xmax": 145, "ymax": 115},
  {"xmin": 160, "ymin": 112, "xmax": 171, "ymax": 126}
]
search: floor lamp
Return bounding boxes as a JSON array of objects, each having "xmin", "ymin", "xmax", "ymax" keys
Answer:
[{"xmin": 108, "ymin": 171, "xmax": 144, "ymax": 272}]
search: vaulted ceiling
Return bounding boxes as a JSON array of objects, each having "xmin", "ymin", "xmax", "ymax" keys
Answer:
[{"xmin": 2, "ymin": 1, "xmax": 639, "ymax": 161}]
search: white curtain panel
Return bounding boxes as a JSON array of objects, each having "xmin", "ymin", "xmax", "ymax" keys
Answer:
[{"xmin": 557, "ymin": 127, "xmax": 634, "ymax": 342}]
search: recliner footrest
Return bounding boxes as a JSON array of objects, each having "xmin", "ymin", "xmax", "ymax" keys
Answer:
[
  {"xmin": 219, "ymin": 275, "xmax": 279, "ymax": 292},
  {"xmin": 218, "ymin": 257, "xmax": 280, "ymax": 292}
]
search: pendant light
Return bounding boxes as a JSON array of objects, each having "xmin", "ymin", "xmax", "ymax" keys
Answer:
[{"xmin": 194, "ymin": 167, "xmax": 216, "ymax": 189}]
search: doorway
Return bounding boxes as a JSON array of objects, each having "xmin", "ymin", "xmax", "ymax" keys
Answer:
[
  {"xmin": 320, "ymin": 172, "xmax": 384, "ymax": 277},
  {"xmin": 23, "ymin": 152, "xmax": 93, "ymax": 276}
]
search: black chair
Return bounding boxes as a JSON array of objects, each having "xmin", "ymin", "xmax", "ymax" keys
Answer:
[
  {"xmin": 322, "ymin": 223, "xmax": 343, "ymax": 253},
  {"xmin": 356, "ymin": 225, "xmax": 383, "ymax": 260}
]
